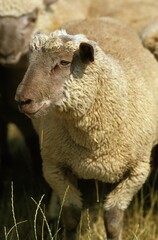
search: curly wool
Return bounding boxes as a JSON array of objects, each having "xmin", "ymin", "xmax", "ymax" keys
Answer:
[
  {"xmin": 0, "ymin": 0, "xmax": 44, "ymax": 17},
  {"xmin": 30, "ymin": 30, "xmax": 87, "ymax": 52}
]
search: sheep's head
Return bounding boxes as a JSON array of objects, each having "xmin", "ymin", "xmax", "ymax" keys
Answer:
[
  {"xmin": 0, "ymin": 10, "xmax": 38, "ymax": 65},
  {"xmin": 15, "ymin": 30, "xmax": 98, "ymax": 119},
  {"xmin": 0, "ymin": 0, "xmax": 56, "ymax": 65}
]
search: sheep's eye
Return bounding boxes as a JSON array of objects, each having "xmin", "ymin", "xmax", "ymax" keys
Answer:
[{"xmin": 60, "ymin": 60, "xmax": 71, "ymax": 66}]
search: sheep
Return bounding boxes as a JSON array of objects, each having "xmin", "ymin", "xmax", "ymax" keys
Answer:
[
  {"xmin": 0, "ymin": 0, "xmax": 44, "ymax": 65},
  {"xmin": 15, "ymin": 17, "xmax": 158, "ymax": 239}
]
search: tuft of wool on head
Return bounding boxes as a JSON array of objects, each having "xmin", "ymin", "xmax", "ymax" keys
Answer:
[
  {"xmin": 0, "ymin": 0, "xmax": 44, "ymax": 17},
  {"xmin": 30, "ymin": 30, "xmax": 88, "ymax": 51},
  {"xmin": 50, "ymin": 29, "xmax": 86, "ymax": 40},
  {"xmin": 30, "ymin": 32, "xmax": 49, "ymax": 51}
]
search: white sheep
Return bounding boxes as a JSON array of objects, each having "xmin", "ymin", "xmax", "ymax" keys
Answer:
[{"xmin": 15, "ymin": 17, "xmax": 158, "ymax": 239}]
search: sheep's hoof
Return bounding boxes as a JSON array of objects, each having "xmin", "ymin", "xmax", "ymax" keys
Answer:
[{"xmin": 104, "ymin": 206, "xmax": 124, "ymax": 240}]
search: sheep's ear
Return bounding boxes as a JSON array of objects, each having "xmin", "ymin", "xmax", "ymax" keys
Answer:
[{"xmin": 79, "ymin": 42, "xmax": 94, "ymax": 64}]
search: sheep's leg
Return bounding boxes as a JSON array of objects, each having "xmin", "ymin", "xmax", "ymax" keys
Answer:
[
  {"xmin": 104, "ymin": 161, "xmax": 150, "ymax": 240},
  {"xmin": 43, "ymin": 164, "xmax": 82, "ymax": 240},
  {"xmin": 104, "ymin": 206, "xmax": 124, "ymax": 240},
  {"xmin": 46, "ymin": 192, "xmax": 61, "ymax": 235},
  {"xmin": 62, "ymin": 205, "xmax": 81, "ymax": 240},
  {"xmin": 47, "ymin": 193, "xmax": 81, "ymax": 240}
]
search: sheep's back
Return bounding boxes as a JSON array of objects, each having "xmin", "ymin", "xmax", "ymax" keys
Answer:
[{"xmin": 63, "ymin": 17, "xmax": 158, "ymax": 95}]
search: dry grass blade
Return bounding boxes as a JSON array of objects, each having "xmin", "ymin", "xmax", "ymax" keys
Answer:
[
  {"xmin": 86, "ymin": 209, "xmax": 92, "ymax": 240},
  {"xmin": 32, "ymin": 194, "xmax": 45, "ymax": 240},
  {"xmin": 11, "ymin": 181, "xmax": 20, "ymax": 240},
  {"xmin": 31, "ymin": 195, "xmax": 54, "ymax": 240},
  {"xmin": 4, "ymin": 221, "xmax": 28, "ymax": 240},
  {"xmin": 4, "ymin": 227, "xmax": 7, "ymax": 240},
  {"xmin": 54, "ymin": 185, "xmax": 70, "ymax": 240}
]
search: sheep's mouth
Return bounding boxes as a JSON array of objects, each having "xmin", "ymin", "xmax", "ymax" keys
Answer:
[
  {"xmin": 19, "ymin": 101, "xmax": 51, "ymax": 119},
  {"xmin": 23, "ymin": 106, "xmax": 44, "ymax": 118}
]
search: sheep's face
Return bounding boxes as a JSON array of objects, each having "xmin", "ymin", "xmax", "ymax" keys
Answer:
[
  {"xmin": 15, "ymin": 31, "xmax": 98, "ymax": 119},
  {"xmin": 0, "ymin": 9, "xmax": 38, "ymax": 65}
]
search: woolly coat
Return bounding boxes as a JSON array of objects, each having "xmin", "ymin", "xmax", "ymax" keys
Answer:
[
  {"xmin": 16, "ymin": 17, "xmax": 158, "ymax": 212},
  {"xmin": 87, "ymin": 0, "xmax": 158, "ymax": 57},
  {"xmin": 1, "ymin": 0, "xmax": 158, "ymax": 34},
  {"xmin": 88, "ymin": 0, "xmax": 158, "ymax": 35}
]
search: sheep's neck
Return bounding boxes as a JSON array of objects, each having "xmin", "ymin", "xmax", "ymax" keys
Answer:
[{"xmin": 63, "ymin": 111, "xmax": 107, "ymax": 150}]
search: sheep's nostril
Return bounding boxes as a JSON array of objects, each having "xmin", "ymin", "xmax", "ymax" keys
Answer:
[{"xmin": 19, "ymin": 99, "xmax": 32, "ymax": 107}]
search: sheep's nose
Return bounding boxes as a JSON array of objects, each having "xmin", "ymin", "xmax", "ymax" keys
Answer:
[
  {"xmin": 19, "ymin": 99, "xmax": 32, "ymax": 108},
  {"xmin": 15, "ymin": 94, "xmax": 33, "ymax": 112}
]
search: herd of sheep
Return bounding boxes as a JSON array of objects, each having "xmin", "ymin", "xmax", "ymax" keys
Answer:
[{"xmin": 1, "ymin": 0, "xmax": 158, "ymax": 240}]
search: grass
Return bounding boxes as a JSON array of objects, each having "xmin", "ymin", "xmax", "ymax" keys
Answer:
[{"xmin": 0, "ymin": 172, "xmax": 158, "ymax": 240}]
